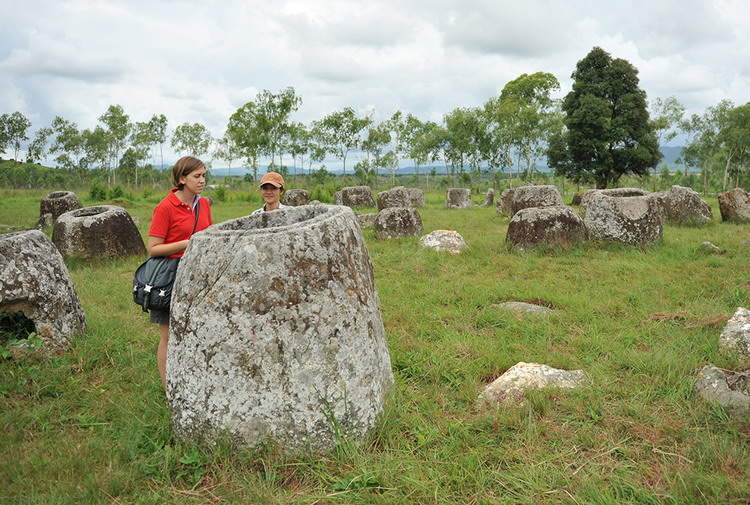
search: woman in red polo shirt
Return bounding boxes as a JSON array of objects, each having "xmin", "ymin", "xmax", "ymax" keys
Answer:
[{"xmin": 148, "ymin": 156, "xmax": 212, "ymax": 389}]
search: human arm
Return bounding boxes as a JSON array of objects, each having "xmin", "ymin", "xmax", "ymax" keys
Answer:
[{"xmin": 147, "ymin": 236, "xmax": 189, "ymax": 257}]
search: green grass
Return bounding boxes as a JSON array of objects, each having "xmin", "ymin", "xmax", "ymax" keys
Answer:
[{"xmin": 2, "ymin": 189, "xmax": 750, "ymax": 504}]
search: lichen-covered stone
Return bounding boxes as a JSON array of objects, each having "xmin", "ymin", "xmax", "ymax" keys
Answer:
[
  {"xmin": 445, "ymin": 188, "xmax": 472, "ymax": 209},
  {"xmin": 335, "ymin": 186, "xmax": 376, "ymax": 208},
  {"xmin": 39, "ymin": 191, "xmax": 82, "ymax": 224},
  {"xmin": 694, "ymin": 365, "xmax": 750, "ymax": 417},
  {"xmin": 496, "ymin": 189, "xmax": 514, "ymax": 215},
  {"xmin": 377, "ymin": 186, "xmax": 412, "ymax": 210},
  {"xmin": 356, "ymin": 212, "xmax": 377, "ymax": 229},
  {"xmin": 506, "ymin": 206, "xmax": 587, "ymax": 250},
  {"xmin": 584, "ymin": 194, "xmax": 663, "ymax": 245},
  {"xmin": 509, "ymin": 185, "xmax": 563, "ymax": 216},
  {"xmin": 655, "ymin": 185, "xmax": 712, "ymax": 224},
  {"xmin": 718, "ymin": 307, "xmax": 750, "ymax": 363},
  {"xmin": 406, "ymin": 188, "xmax": 425, "ymax": 208},
  {"xmin": 167, "ymin": 205, "xmax": 393, "ymax": 453},
  {"xmin": 580, "ymin": 187, "xmax": 650, "ymax": 208},
  {"xmin": 718, "ymin": 188, "xmax": 750, "ymax": 223},
  {"xmin": 493, "ymin": 302, "xmax": 553, "ymax": 315},
  {"xmin": 481, "ymin": 188, "xmax": 494, "ymax": 207},
  {"xmin": 419, "ymin": 230, "xmax": 467, "ymax": 254},
  {"xmin": 52, "ymin": 205, "xmax": 146, "ymax": 259},
  {"xmin": 0, "ymin": 230, "xmax": 85, "ymax": 352},
  {"xmin": 374, "ymin": 207, "xmax": 423, "ymax": 239},
  {"xmin": 281, "ymin": 189, "xmax": 310, "ymax": 206},
  {"xmin": 479, "ymin": 362, "xmax": 588, "ymax": 406}
]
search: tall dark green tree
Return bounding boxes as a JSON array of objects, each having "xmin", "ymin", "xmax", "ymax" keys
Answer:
[{"xmin": 548, "ymin": 47, "xmax": 661, "ymax": 188}]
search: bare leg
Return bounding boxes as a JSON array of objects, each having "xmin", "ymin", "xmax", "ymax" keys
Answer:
[{"xmin": 157, "ymin": 323, "xmax": 169, "ymax": 390}]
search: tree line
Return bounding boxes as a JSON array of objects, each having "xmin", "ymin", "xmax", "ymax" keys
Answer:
[{"xmin": 1, "ymin": 47, "xmax": 748, "ymax": 191}]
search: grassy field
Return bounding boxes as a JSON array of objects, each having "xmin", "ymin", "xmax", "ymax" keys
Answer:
[{"xmin": 1, "ymin": 187, "xmax": 750, "ymax": 505}]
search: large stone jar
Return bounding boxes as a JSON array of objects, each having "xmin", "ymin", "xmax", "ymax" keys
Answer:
[
  {"xmin": 167, "ymin": 205, "xmax": 393, "ymax": 453},
  {"xmin": 52, "ymin": 205, "xmax": 145, "ymax": 259}
]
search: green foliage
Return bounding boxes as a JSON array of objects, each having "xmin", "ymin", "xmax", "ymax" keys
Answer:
[
  {"xmin": 213, "ymin": 186, "xmax": 227, "ymax": 202},
  {"xmin": 89, "ymin": 181, "xmax": 108, "ymax": 201},
  {"xmin": 108, "ymin": 185, "xmax": 124, "ymax": 200},
  {"xmin": 548, "ymin": 47, "xmax": 662, "ymax": 189}
]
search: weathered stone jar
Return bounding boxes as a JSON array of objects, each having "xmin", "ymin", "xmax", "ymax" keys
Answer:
[
  {"xmin": 167, "ymin": 204, "xmax": 393, "ymax": 453},
  {"xmin": 52, "ymin": 205, "xmax": 145, "ymax": 259}
]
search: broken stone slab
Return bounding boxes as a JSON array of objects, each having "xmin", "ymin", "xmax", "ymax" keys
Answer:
[
  {"xmin": 479, "ymin": 362, "xmax": 588, "ymax": 406},
  {"xmin": 39, "ymin": 191, "xmax": 82, "ymax": 224},
  {"xmin": 584, "ymin": 194, "xmax": 663, "ymax": 245},
  {"xmin": 0, "ymin": 230, "xmax": 86, "ymax": 353},
  {"xmin": 506, "ymin": 205, "xmax": 587, "ymax": 251},
  {"xmin": 281, "ymin": 189, "xmax": 310, "ymax": 206},
  {"xmin": 492, "ymin": 301, "xmax": 554, "ymax": 315},
  {"xmin": 697, "ymin": 241, "xmax": 723, "ymax": 255},
  {"xmin": 335, "ymin": 186, "xmax": 376, "ymax": 208},
  {"xmin": 694, "ymin": 365, "xmax": 750, "ymax": 417},
  {"xmin": 52, "ymin": 205, "xmax": 146, "ymax": 259},
  {"xmin": 377, "ymin": 186, "xmax": 412, "ymax": 210},
  {"xmin": 718, "ymin": 188, "xmax": 750, "ymax": 223},
  {"xmin": 718, "ymin": 307, "xmax": 750, "ymax": 363},
  {"xmin": 419, "ymin": 230, "xmax": 467, "ymax": 254},
  {"xmin": 481, "ymin": 188, "xmax": 495, "ymax": 207},
  {"xmin": 509, "ymin": 185, "xmax": 563, "ymax": 217},
  {"xmin": 167, "ymin": 205, "xmax": 393, "ymax": 453},
  {"xmin": 445, "ymin": 188, "xmax": 472, "ymax": 209}
]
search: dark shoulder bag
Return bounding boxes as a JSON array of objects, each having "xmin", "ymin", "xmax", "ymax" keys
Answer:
[{"xmin": 133, "ymin": 197, "xmax": 201, "ymax": 313}]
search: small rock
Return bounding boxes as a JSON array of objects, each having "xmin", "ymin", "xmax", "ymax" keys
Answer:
[
  {"xmin": 492, "ymin": 302, "xmax": 553, "ymax": 315},
  {"xmin": 694, "ymin": 365, "xmax": 750, "ymax": 417},
  {"xmin": 419, "ymin": 230, "xmax": 467, "ymax": 254},
  {"xmin": 479, "ymin": 362, "xmax": 588, "ymax": 406},
  {"xmin": 718, "ymin": 307, "xmax": 750, "ymax": 363},
  {"xmin": 697, "ymin": 241, "xmax": 723, "ymax": 255}
]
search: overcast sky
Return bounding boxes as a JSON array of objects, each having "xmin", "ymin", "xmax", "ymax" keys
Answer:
[{"xmin": 1, "ymin": 0, "xmax": 749, "ymax": 164}]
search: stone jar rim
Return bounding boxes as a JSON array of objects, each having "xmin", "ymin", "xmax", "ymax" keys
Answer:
[{"xmin": 202, "ymin": 204, "xmax": 353, "ymax": 237}]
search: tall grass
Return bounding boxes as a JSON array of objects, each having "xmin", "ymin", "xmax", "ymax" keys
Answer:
[{"xmin": 1, "ymin": 189, "xmax": 749, "ymax": 504}]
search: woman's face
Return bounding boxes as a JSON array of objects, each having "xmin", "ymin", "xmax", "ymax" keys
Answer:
[
  {"xmin": 261, "ymin": 183, "xmax": 281, "ymax": 205},
  {"xmin": 180, "ymin": 167, "xmax": 206, "ymax": 194}
]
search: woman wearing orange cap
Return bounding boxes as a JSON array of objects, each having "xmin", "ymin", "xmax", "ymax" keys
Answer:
[{"xmin": 251, "ymin": 171, "xmax": 290, "ymax": 215}]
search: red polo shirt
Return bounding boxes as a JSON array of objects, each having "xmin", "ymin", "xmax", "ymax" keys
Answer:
[{"xmin": 149, "ymin": 189, "xmax": 212, "ymax": 258}]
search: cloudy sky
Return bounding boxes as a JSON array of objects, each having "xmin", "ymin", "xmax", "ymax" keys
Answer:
[{"xmin": 1, "ymin": 0, "xmax": 749, "ymax": 164}]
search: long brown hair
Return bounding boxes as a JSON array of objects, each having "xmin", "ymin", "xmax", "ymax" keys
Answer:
[{"xmin": 171, "ymin": 156, "xmax": 205, "ymax": 190}]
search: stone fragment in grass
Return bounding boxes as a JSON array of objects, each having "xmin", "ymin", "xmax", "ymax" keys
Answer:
[
  {"xmin": 718, "ymin": 188, "xmax": 750, "ymax": 223},
  {"xmin": 281, "ymin": 189, "xmax": 310, "ymax": 206},
  {"xmin": 654, "ymin": 185, "xmax": 712, "ymax": 224},
  {"xmin": 697, "ymin": 241, "xmax": 723, "ymax": 255},
  {"xmin": 377, "ymin": 186, "xmax": 411, "ymax": 210},
  {"xmin": 0, "ymin": 230, "xmax": 86, "ymax": 353},
  {"xmin": 39, "ymin": 191, "xmax": 81, "ymax": 225},
  {"xmin": 506, "ymin": 205, "xmax": 587, "ymax": 251},
  {"xmin": 509, "ymin": 185, "xmax": 564, "ymax": 217},
  {"xmin": 335, "ymin": 186, "xmax": 376, "ymax": 208},
  {"xmin": 374, "ymin": 207, "xmax": 423, "ymax": 239},
  {"xmin": 167, "ymin": 204, "xmax": 393, "ymax": 453},
  {"xmin": 445, "ymin": 188, "xmax": 472, "ymax": 209},
  {"xmin": 479, "ymin": 362, "xmax": 588, "ymax": 406},
  {"xmin": 492, "ymin": 302, "xmax": 554, "ymax": 315},
  {"xmin": 718, "ymin": 307, "xmax": 750, "ymax": 362},
  {"xmin": 694, "ymin": 365, "xmax": 750, "ymax": 417},
  {"xmin": 584, "ymin": 193, "xmax": 663, "ymax": 245},
  {"xmin": 356, "ymin": 212, "xmax": 377, "ymax": 229},
  {"xmin": 419, "ymin": 230, "xmax": 467, "ymax": 254},
  {"xmin": 52, "ymin": 205, "xmax": 146, "ymax": 259},
  {"xmin": 481, "ymin": 188, "xmax": 494, "ymax": 207}
]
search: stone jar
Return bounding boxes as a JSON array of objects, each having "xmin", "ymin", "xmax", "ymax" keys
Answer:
[
  {"xmin": 167, "ymin": 205, "xmax": 393, "ymax": 453},
  {"xmin": 52, "ymin": 205, "xmax": 146, "ymax": 259},
  {"xmin": 39, "ymin": 191, "xmax": 82, "ymax": 224}
]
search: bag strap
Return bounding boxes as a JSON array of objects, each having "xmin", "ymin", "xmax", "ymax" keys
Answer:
[{"xmin": 191, "ymin": 196, "xmax": 201, "ymax": 236}]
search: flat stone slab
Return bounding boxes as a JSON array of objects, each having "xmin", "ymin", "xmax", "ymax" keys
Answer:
[
  {"xmin": 419, "ymin": 230, "xmax": 467, "ymax": 254},
  {"xmin": 479, "ymin": 362, "xmax": 588, "ymax": 406},
  {"xmin": 695, "ymin": 365, "xmax": 750, "ymax": 417},
  {"xmin": 492, "ymin": 302, "xmax": 554, "ymax": 315}
]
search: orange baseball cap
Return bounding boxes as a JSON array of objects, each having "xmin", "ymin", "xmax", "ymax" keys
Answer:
[{"xmin": 259, "ymin": 172, "xmax": 285, "ymax": 188}]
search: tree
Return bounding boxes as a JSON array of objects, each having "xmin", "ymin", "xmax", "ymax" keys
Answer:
[
  {"xmin": 26, "ymin": 127, "xmax": 53, "ymax": 164},
  {"xmin": 649, "ymin": 96, "xmax": 685, "ymax": 148},
  {"xmin": 148, "ymin": 114, "xmax": 168, "ymax": 169},
  {"xmin": 2, "ymin": 112, "xmax": 32, "ymax": 160},
  {"xmin": 442, "ymin": 107, "xmax": 485, "ymax": 180},
  {"xmin": 213, "ymin": 133, "xmax": 242, "ymax": 173},
  {"xmin": 680, "ymin": 100, "xmax": 733, "ymax": 194},
  {"xmin": 129, "ymin": 121, "xmax": 154, "ymax": 186},
  {"xmin": 718, "ymin": 102, "xmax": 750, "ymax": 190},
  {"xmin": 481, "ymin": 96, "xmax": 514, "ymax": 184},
  {"xmin": 171, "ymin": 122, "xmax": 212, "ymax": 157},
  {"xmin": 254, "ymin": 87, "xmax": 301, "ymax": 167},
  {"xmin": 227, "ymin": 102, "xmax": 264, "ymax": 182},
  {"xmin": 81, "ymin": 126, "xmax": 110, "ymax": 171},
  {"xmin": 49, "ymin": 116, "xmax": 84, "ymax": 170},
  {"xmin": 317, "ymin": 107, "xmax": 371, "ymax": 175},
  {"xmin": 99, "ymin": 105, "xmax": 131, "ymax": 185},
  {"xmin": 547, "ymin": 47, "xmax": 662, "ymax": 188}
]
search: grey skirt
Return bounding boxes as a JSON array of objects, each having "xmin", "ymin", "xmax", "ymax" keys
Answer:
[{"xmin": 149, "ymin": 307, "xmax": 170, "ymax": 325}]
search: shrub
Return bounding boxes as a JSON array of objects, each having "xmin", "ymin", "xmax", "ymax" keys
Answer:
[
  {"xmin": 89, "ymin": 182, "xmax": 107, "ymax": 201},
  {"xmin": 109, "ymin": 185, "xmax": 124, "ymax": 199}
]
